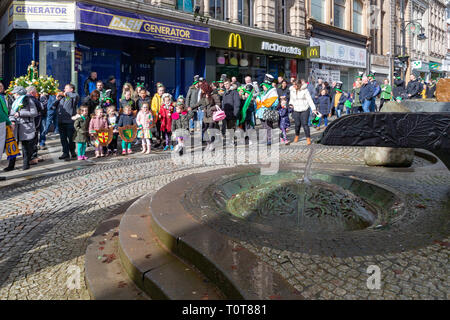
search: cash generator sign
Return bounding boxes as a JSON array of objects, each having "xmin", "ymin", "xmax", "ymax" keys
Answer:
[
  {"xmin": 77, "ymin": 3, "xmax": 209, "ymax": 47},
  {"xmin": 8, "ymin": 1, "xmax": 75, "ymax": 26}
]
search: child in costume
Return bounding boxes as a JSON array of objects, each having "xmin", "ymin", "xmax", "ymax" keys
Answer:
[
  {"xmin": 171, "ymin": 101, "xmax": 194, "ymax": 153},
  {"xmin": 73, "ymin": 105, "xmax": 90, "ymax": 160},
  {"xmin": 89, "ymin": 106, "xmax": 108, "ymax": 158},
  {"xmin": 118, "ymin": 105, "xmax": 137, "ymax": 155},
  {"xmin": 159, "ymin": 93, "xmax": 174, "ymax": 151},
  {"xmin": 277, "ymin": 96, "xmax": 291, "ymax": 144},
  {"xmin": 106, "ymin": 105, "xmax": 119, "ymax": 155},
  {"xmin": 136, "ymin": 102, "xmax": 154, "ymax": 154}
]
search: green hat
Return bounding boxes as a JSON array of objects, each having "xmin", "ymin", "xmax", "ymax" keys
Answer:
[
  {"xmin": 344, "ymin": 100, "xmax": 352, "ymax": 108},
  {"xmin": 260, "ymin": 82, "xmax": 272, "ymax": 89},
  {"xmin": 335, "ymin": 88, "xmax": 343, "ymax": 92},
  {"xmin": 395, "ymin": 96, "xmax": 403, "ymax": 101},
  {"xmin": 311, "ymin": 115, "xmax": 321, "ymax": 126},
  {"xmin": 95, "ymin": 105, "xmax": 103, "ymax": 110},
  {"xmin": 193, "ymin": 81, "xmax": 199, "ymax": 85},
  {"xmin": 356, "ymin": 76, "xmax": 362, "ymax": 80}
]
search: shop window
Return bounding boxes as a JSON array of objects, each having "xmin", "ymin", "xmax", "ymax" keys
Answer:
[
  {"xmin": 238, "ymin": 0, "xmax": 252, "ymax": 26},
  {"xmin": 209, "ymin": 0, "xmax": 224, "ymax": 20},
  {"xmin": 215, "ymin": 50, "xmax": 266, "ymax": 83},
  {"xmin": 334, "ymin": 0, "xmax": 346, "ymax": 29},
  {"xmin": 176, "ymin": 0, "xmax": 194, "ymax": 13},
  {"xmin": 39, "ymin": 42, "xmax": 72, "ymax": 90},
  {"xmin": 311, "ymin": 0, "xmax": 326, "ymax": 23},
  {"xmin": 353, "ymin": 0, "xmax": 363, "ymax": 34}
]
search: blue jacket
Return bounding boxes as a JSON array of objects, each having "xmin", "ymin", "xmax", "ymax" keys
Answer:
[
  {"xmin": 359, "ymin": 83, "xmax": 375, "ymax": 102},
  {"xmin": 277, "ymin": 106, "xmax": 291, "ymax": 129},
  {"xmin": 317, "ymin": 95, "xmax": 331, "ymax": 115},
  {"xmin": 118, "ymin": 113, "xmax": 136, "ymax": 127}
]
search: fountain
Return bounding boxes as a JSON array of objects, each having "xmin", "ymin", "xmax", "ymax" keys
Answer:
[{"xmin": 90, "ymin": 101, "xmax": 448, "ymax": 300}]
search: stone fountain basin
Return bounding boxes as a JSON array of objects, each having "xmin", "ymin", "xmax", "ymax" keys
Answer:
[{"xmin": 207, "ymin": 170, "xmax": 403, "ymax": 233}]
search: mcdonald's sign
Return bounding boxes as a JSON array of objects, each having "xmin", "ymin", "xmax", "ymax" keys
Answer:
[
  {"xmin": 307, "ymin": 46, "xmax": 320, "ymax": 59},
  {"xmin": 228, "ymin": 33, "xmax": 242, "ymax": 49}
]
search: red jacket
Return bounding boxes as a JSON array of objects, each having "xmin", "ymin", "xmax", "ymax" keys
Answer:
[{"xmin": 159, "ymin": 103, "xmax": 174, "ymax": 132}]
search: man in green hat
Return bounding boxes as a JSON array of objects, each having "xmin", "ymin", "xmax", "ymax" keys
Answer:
[{"xmin": 186, "ymin": 75, "xmax": 202, "ymax": 133}]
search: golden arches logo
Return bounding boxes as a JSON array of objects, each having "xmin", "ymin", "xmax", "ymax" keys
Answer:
[
  {"xmin": 308, "ymin": 47, "xmax": 319, "ymax": 58},
  {"xmin": 228, "ymin": 33, "xmax": 242, "ymax": 49}
]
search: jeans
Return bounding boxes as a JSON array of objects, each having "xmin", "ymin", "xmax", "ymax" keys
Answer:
[
  {"xmin": 41, "ymin": 108, "xmax": 59, "ymax": 147},
  {"xmin": 261, "ymin": 120, "xmax": 274, "ymax": 143},
  {"xmin": 362, "ymin": 99, "xmax": 372, "ymax": 113},
  {"xmin": 319, "ymin": 115, "xmax": 328, "ymax": 127},
  {"xmin": 308, "ymin": 109, "xmax": 313, "ymax": 126},
  {"xmin": 292, "ymin": 110, "xmax": 310, "ymax": 138},
  {"xmin": 189, "ymin": 112, "xmax": 196, "ymax": 130},
  {"xmin": 39, "ymin": 117, "xmax": 47, "ymax": 146},
  {"xmin": 59, "ymin": 122, "xmax": 76, "ymax": 156},
  {"xmin": 336, "ymin": 108, "xmax": 342, "ymax": 118},
  {"xmin": 370, "ymin": 98, "xmax": 377, "ymax": 112}
]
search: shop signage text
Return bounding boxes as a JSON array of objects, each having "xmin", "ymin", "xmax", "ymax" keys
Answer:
[
  {"xmin": 211, "ymin": 29, "xmax": 308, "ymax": 58},
  {"xmin": 77, "ymin": 3, "xmax": 209, "ymax": 48},
  {"xmin": 7, "ymin": 1, "xmax": 76, "ymax": 29},
  {"xmin": 261, "ymin": 42, "xmax": 303, "ymax": 56},
  {"xmin": 310, "ymin": 37, "xmax": 366, "ymax": 68}
]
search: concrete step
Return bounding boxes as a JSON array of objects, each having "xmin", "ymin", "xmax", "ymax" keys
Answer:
[
  {"xmin": 118, "ymin": 194, "xmax": 225, "ymax": 300},
  {"xmin": 85, "ymin": 200, "xmax": 150, "ymax": 300}
]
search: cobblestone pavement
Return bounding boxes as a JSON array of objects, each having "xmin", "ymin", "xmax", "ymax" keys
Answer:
[{"xmin": 0, "ymin": 129, "xmax": 448, "ymax": 300}]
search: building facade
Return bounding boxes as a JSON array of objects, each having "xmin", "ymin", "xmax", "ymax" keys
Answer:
[
  {"xmin": 392, "ymin": 0, "xmax": 448, "ymax": 81},
  {"xmin": 305, "ymin": 0, "xmax": 370, "ymax": 91},
  {"xmin": 0, "ymin": 0, "xmax": 314, "ymax": 99}
]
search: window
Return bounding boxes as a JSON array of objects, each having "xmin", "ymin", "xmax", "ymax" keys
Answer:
[
  {"xmin": 210, "ymin": 0, "xmax": 224, "ymax": 20},
  {"xmin": 176, "ymin": 0, "xmax": 194, "ymax": 13},
  {"xmin": 353, "ymin": 0, "xmax": 363, "ymax": 34},
  {"xmin": 334, "ymin": 0, "xmax": 346, "ymax": 29},
  {"xmin": 275, "ymin": 0, "xmax": 287, "ymax": 33},
  {"xmin": 311, "ymin": 0, "xmax": 326, "ymax": 23},
  {"xmin": 238, "ymin": 0, "xmax": 252, "ymax": 26}
]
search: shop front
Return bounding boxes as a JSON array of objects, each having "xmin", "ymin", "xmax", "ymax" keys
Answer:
[
  {"xmin": 309, "ymin": 37, "xmax": 367, "ymax": 92},
  {"xmin": 208, "ymin": 29, "xmax": 315, "ymax": 84},
  {"xmin": 1, "ymin": 1, "xmax": 209, "ymax": 99}
]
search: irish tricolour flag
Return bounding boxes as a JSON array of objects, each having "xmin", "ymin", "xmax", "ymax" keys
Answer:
[{"xmin": 256, "ymin": 87, "xmax": 279, "ymax": 110}]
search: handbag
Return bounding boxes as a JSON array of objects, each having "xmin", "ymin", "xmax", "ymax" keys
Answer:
[
  {"xmin": 212, "ymin": 105, "xmax": 226, "ymax": 122},
  {"xmin": 262, "ymin": 108, "xmax": 279, "ymax": 122}
]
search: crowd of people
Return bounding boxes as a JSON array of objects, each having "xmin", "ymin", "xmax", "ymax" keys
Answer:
[{"xmin": 0, "ymin": 70, "xmax": 442, "ymax": 173}]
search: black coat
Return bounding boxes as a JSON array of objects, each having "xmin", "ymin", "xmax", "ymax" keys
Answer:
[
  {"xmin": 277, "ymin": 87, "xmax": 290, "ymax": 102},
  {"xmin": 221, "ymin": 89, "xmax": 240, "ymax": 120},
  {"xmin": 83, "ymin": 96, "xmax": 100, "ymax": 116},
  {"xmin": 406, "ymin": 80, "xmax": 421, "ymax": 99},
  {"xmin": 426, "ymin": 84, "xmax": 436, "ymax": 99},
  {"xmin": 393, "ymin": 79, "xmax": 405, "ymax": 99}
]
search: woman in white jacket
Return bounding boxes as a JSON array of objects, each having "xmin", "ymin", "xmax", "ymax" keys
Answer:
[{"xmin": 289, "ymin": 80, "xmax": 317, "ymax": 145}]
